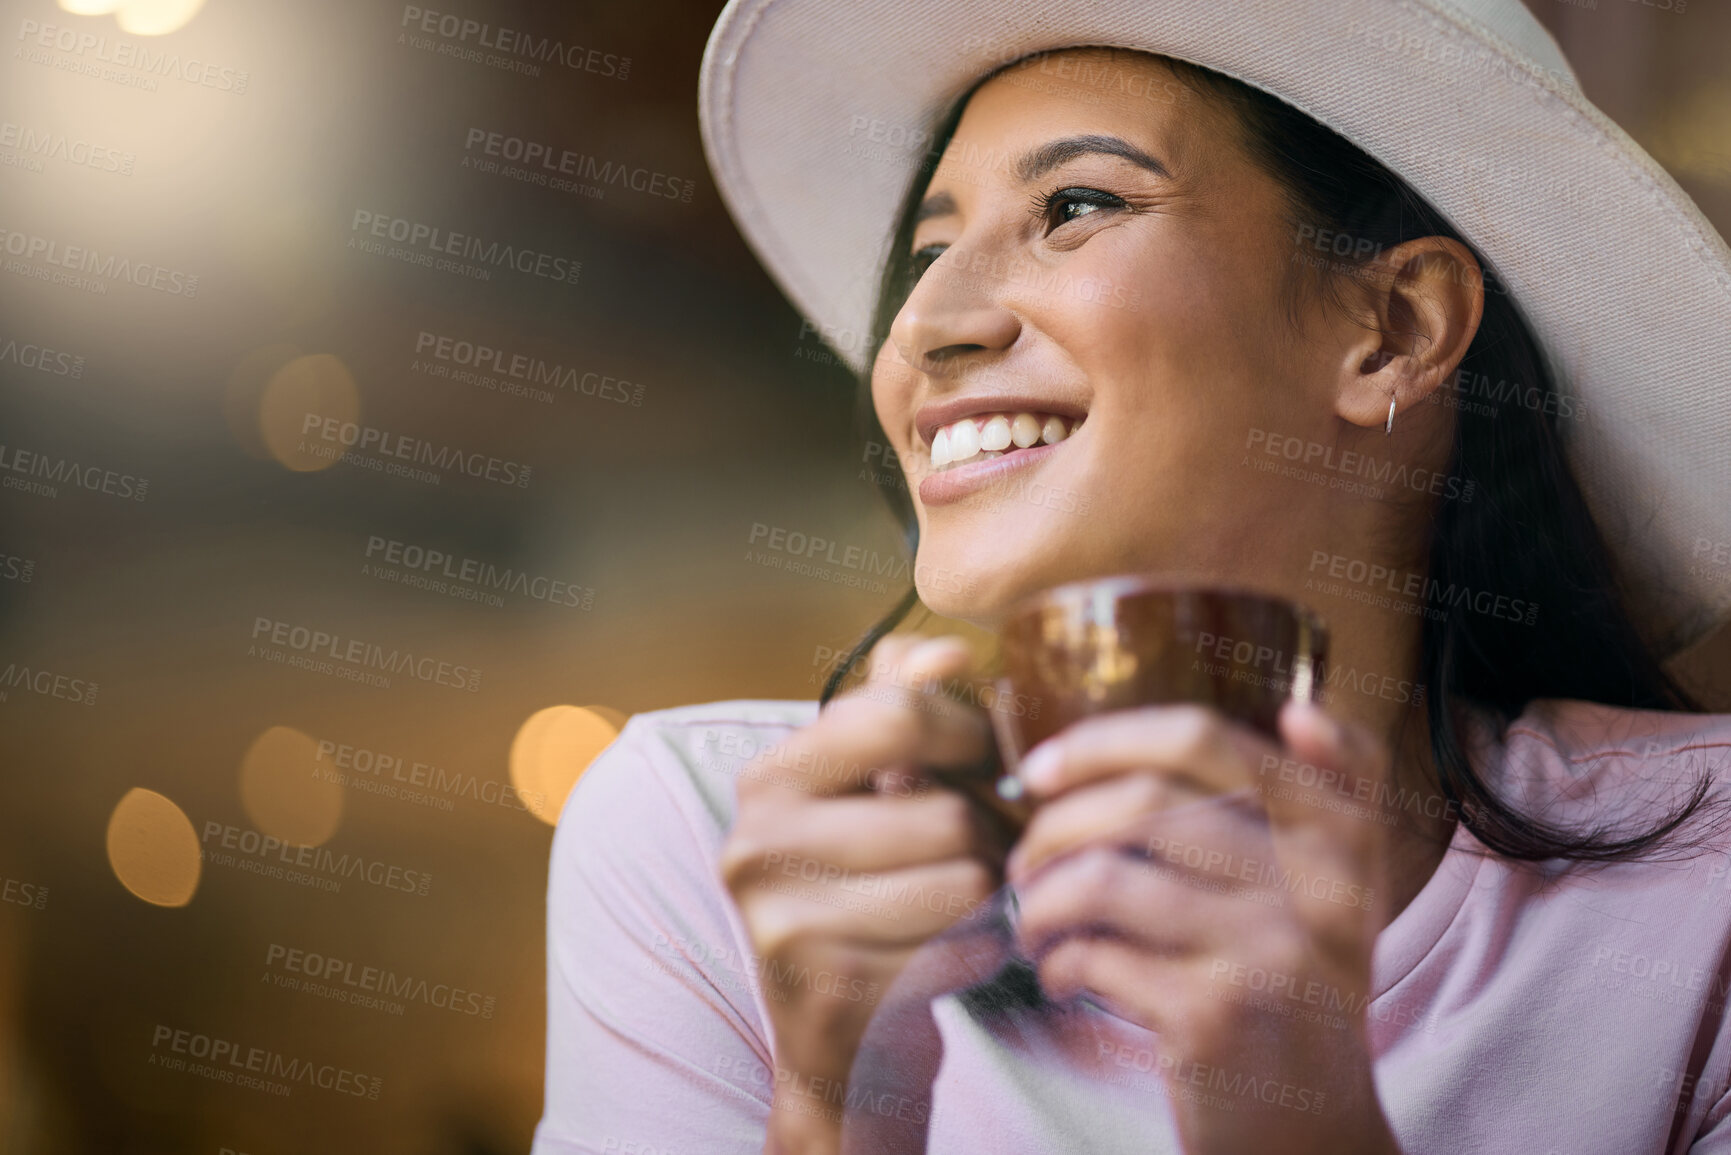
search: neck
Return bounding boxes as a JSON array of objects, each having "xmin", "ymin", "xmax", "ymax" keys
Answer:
[{"xmin": 1301, "ymin": 587, "xmax": 1458, "ymax": 926}]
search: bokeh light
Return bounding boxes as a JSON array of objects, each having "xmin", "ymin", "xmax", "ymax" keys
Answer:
[
  {"xmin": 238, "ymin": 724, "xmax": 345, "ymax": 847},
  {"xmin": 115, "ymin": 0, "xmax": 207, "ymax": 35},
  {"xmin": 56, "ymin": 0, "xmax": 207, "ymax": 34},
  {"xmin": 509, "ymin": 706, "xmax": 623, "ymax": 825},
  {"xmin": 105, "ymin": 789, "xmax": 202, "ymax": 908},
  {"xmin": 258, "ymin": 353, "xmax": 362, "ymax": 473}
]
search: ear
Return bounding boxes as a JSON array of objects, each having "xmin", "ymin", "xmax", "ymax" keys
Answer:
[{"xmin": 1332, "ymin": 236, "xmax": 1485, "ymax": 432}]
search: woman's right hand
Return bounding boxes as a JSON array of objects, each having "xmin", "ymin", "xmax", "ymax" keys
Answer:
[{"xmin": 719, "ymin": 635, "xmax": 1011, "ymax": 1155}]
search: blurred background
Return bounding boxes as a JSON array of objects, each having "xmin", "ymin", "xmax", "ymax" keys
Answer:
[{"xmin": 0, "ymin": 0, "xmax": 1727, "ymax": 1151}]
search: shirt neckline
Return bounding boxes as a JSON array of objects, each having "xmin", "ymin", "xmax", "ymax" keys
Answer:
[{"xmin": 1369, "ymin": 818, "xmax": 1487, "ymax": 998}]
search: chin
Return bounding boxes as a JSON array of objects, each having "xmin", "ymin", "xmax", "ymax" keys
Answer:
[{"xmin": 912, "ymin": 540, "xmax": 1065, "ymax": 626}]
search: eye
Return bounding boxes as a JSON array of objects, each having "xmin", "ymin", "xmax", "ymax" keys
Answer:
[
  {"xmin": 1033, "ymin": 186, "xmax": 1126, "ymax": 231},
  {"xmin": 908, "ymin": 243, "xmax": 946, "ymax": 280}
]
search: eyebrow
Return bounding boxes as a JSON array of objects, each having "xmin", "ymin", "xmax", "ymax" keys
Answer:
[
  {"xmin": 913, "ymin": 134, "xmax": 1170, "ymax": 223},
  {"xmin": 1015, "ymin": 134, "xmax": 1171, "ymax": 183},
  {"xmin": 914, "ymin": 191, "xmax": 957, "ymax": 225}
]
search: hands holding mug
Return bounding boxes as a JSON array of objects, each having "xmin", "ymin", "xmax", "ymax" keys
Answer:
[
  {"xmin": 1002, "ymin": 699, "xmax": 1401, "ymax": 1155},
  {"xmin": 988, "ymin": 579, "xmax": 1401, "ymax": 1152},
  {"xmin": 719, "ymin": 635, "xmax": 1016, "ymax": 1155},
  {"xmin": 723, "ymin": 580, "xmax": 1404, "ymax": 1155}
]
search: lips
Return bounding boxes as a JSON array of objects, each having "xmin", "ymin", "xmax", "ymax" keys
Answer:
[{"xmin": 911, "ymin": 393, "xmax": 1089, "ymax": 508}]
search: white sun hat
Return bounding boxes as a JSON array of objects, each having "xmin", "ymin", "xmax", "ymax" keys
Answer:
[{"xmin": 697, "ymin": 0, "xmax": 1731, "ymax": 656}]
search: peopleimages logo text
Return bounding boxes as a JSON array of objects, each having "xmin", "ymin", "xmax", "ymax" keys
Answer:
[
  {"xmin": 249, "ymin": 617, "xmax": 482, "ymax": 691},
  {"xmin": 350, "ymin": 210, "xmax": 580, "ymax": 285},
  {"xmin": 299, "ymin": 414, "xmax": 532, "ymax": 488},
  {"xmin": 0, "ymin": 442, "xmax": 148, "ymax": 501},
  {"xmin": 0, "ymin": 121, "xmax": 134, "ymax": 174},
  {"xmin": 364, "ymin": 536, "xmax": 594, "ymax": 609},
  {"xmin": 414, "ymin": 331, "xmax": 642, "ymax": 405},
  {"xmin": 0, "ymin": 335, "xmax": 84, "ymax": 377},
  {"xmin": 0, "ymin": 226, "xmax": 198, "ymax": 296},
  {"xmin": 16, "ymin": 20, "xmax": 250, "ymax": 93},
  {"xmin": 399, "ymin": 6, "xmax": 629, "ymax": 79},
  {"xmin": 149, "ymin": 1025, "xmax": 380, "ymax": 1098},
  {"xmin": 265, "ymin": 943, "xmax": 497, "ymax": 1018},
  {"xmin": 201, "ymin": 820, "xmax": 433, "ymax": 896},
  {"xmin": 462, "ymin": 129, "xmax": 694, "ymax": 201}
]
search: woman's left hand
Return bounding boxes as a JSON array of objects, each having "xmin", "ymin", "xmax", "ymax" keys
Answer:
[{"xmin": 1004, "ymin": 699, "xmax": 1404, "ymax": 1155}]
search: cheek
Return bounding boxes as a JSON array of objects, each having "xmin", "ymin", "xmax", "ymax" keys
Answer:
[
  {"xmin": 1056, "ymin": 236, "xmax": 1287, "ymax": 417},
  {"xmin": 1028, "ymin": 238, "xmax": 1227, "ymax": 390},
  {"xmin": 870, "ymin": 347, "xmax": 917, "ymax": 447}
]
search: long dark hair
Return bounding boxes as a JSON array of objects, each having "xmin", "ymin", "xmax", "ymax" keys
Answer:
[{"xmin": 820, "ymin": 49, "xmax": 1713, "ymax": 864}]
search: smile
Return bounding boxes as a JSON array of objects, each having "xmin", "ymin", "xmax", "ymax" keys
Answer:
[{"xmin": 929, "ymin": 411, "xmax": 1084, "ymax": 473}]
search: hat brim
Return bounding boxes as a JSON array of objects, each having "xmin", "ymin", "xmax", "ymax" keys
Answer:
[{"xmin": 699, "ymin": 0, "xmax": 1731, "ymax": 656}]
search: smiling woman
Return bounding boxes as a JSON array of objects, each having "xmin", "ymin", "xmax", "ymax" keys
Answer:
[{"xmin": 532, "ymin": 5, "xmax": 1731, "ymax": 1155}]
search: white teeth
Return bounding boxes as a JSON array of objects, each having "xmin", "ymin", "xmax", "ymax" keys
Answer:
[
  {"xmin": 948, "ymin": 419, "xmax": 981, "ymax": 461},
  {"xmin": 926, "ymin": 409, "xmax": 1084, "ymax": 473}
]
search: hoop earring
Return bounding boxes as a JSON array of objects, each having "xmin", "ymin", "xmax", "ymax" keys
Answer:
[{"xmin": 1384, "ymin": 395, "xmax": 1397, "ymax": 436}]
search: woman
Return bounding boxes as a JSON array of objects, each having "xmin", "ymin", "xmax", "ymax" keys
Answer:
[{"xmin": 533, "ymin": 2, "xmax": 1731, "ymax": 1153}]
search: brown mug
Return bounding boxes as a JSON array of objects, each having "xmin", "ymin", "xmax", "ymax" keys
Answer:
[{"xmin": 933, "ymin": 577, "xmax": 1328, "ymax": 829}]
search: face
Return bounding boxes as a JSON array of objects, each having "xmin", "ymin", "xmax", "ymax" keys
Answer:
[{"xmin": 871, "ymin": 49, "xmax": 1361, "ymax": 624}]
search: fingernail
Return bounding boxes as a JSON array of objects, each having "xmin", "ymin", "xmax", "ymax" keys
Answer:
[
  {"xmin": 912, "ymin": 636, "xmax": 968, "ymax": 664},
  {"xmin": 1290, "ymin": 699, "xmax": 1344, "ymax": 746},
  {"xmin": 1020, "ymin": 743, "xmax": 1061, "ymax": 791}
]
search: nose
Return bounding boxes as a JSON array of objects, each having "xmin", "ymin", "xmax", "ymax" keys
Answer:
[{"xmin": 886, "ymin": 248, "xmax": 1022, "ymax": 376}]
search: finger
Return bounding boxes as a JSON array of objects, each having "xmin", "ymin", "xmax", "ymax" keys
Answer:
[
  {"xmin": 1018, "ymin": 705, "xmax": 1274, "ymax": 802},
  {"xmin": 744, "ymin": 857, "xmax": 1000, "ymax": 951},
  {"xmin": 862, "ymin": 635, "xmax": 972, "ymax": 695},
  {"xmin": 744, "ymin": 671, "xmax": 990, "ymax": 803},
  {"xmin": 1036, "ymin": 936, "xmax": 1183, "ymax": 1033},
  {"xmin": 1013, "ymin": 841, "xmax": 1265, "ymax": 962},
  {"xmin": 741, "ymin": 790, "xmax": 1008, "ymax": 877},
  {"xmin": 1269, "ymin": 700, "xmax": 1392, "ymax": 872},
  {"xmin": 1005, "ymin": 770, "xmax": 1209, "ymax": 881},
  {"xmin": 855, "ymin": 636, "xmax": 994, "ymax": 746},
  {"xmin": 1035, "ymin": 939, "xmax": 1342, "ymax": 1091},
  {"xmin": 814, "ymin": 632, "xmax": 932, "ymax": 705}
]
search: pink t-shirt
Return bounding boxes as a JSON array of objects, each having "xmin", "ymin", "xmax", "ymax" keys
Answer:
[{"xmin": 531, "ymin": 697, "xmax": 1731, "ymax": 1155}]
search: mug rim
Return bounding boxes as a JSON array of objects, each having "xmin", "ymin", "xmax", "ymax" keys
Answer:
[{"xmin": 1000, "ymin": 573, "xmax": 1330, "ymax": 644}]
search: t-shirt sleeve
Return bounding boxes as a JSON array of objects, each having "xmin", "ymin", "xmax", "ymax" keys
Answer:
[{"xmin": 531, "ymin": 717, "xmax": 774, "ymax": 1155}]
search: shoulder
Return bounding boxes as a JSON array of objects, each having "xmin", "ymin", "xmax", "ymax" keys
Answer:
[
  {"xmin": 607, "ymin": 697, "xmax": 823, "ymax": 765},
  {"xmin": 554, "ymin": 698, "xmax": 821, "ymax": 846},
  {"xmin": 1479, "ymin": 698, "xmax": 1731, "ymax": 838},
  {"xmin": 1503, "ymin": 699, "xmax": 1731, "ymax": 764}
]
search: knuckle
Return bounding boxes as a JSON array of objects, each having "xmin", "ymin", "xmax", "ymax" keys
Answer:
[
  {"xmin": 820, "ymin": 693, "xmax": 876, "ymax": 730},
  {"xmin": 1168, "ymin": 705, "xmax": 1221, "ymax": 757},
  {"xmin": 833, "ymin": 691, "xmax": 922, "ymax": 751},
  {"xmin": 752, "ymin": 912, "xmax": 810, "ymax": 962},
  {"xmin": 716, "ymin": 847, "xmax": 754, "ymax": 892},
  {"xmin": 717, "ymin": 830, "xmax": 772, "ymax": 890},
  {"xmin": 881, "ymin": 703, "xmax": 927, "ymax": 750},
  {"xmin": 928, "ymin": 789, "xmax": 972, "ymax": 830},
  {"xmin": 950, "ymin": 858, "xmax": 995, "ymax": 901},
  {"xmin": 1125, "ymin": 772, "xmax": 1169, "ymax": 813},
  {"xmin": 1066, "ymin": 846, "xmax": 1121, "ymax": 913},
  {"xmin": 1253, "ymin": 927, "xmax": 1314, "ymax": 979}
]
